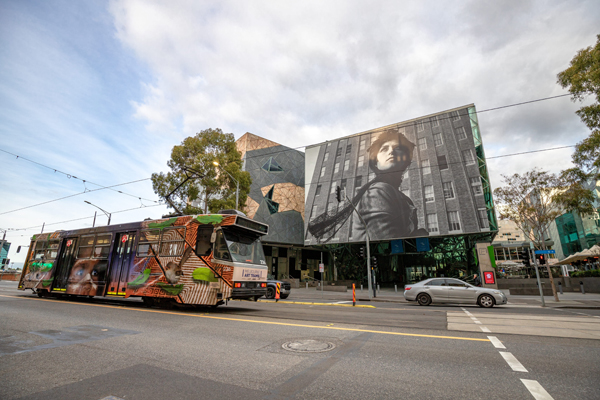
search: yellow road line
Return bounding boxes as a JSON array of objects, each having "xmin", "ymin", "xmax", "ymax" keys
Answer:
[
  {"xmin": 0, "ymin": 294, "xmax": 489, "ymax": 342},
  {"xmin": 254, "ymin": 299, "xmax": 376, "ymax": 308}
]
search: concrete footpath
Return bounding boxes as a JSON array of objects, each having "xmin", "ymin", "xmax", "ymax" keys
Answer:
[{"xmin": 273, "ymin": 285, "xmax": 600, "ymax": 309}]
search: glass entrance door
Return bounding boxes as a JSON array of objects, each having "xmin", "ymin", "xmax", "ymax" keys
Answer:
[{"xmin": 107, "ymin": 232, "xmax": 136, "ymax": 296}]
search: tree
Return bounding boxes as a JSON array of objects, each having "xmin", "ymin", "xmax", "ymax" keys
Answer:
[
  {"xmin": 555, "ymin": 35, "xmax": 600, "ymax": 214},
  {"xmin": 151, "ymin": 128, "xmax": 251, "ymax": 215},
  {"xmin": 493, "ymin": 169, "xmax": 564, "ymax": 301}
]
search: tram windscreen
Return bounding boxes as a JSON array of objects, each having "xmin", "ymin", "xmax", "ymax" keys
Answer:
[{"xmin": 222, "ymin": 229, "xmax": 267, "ymax": 265}]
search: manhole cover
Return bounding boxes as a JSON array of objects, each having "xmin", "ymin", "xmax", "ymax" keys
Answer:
[{"xmin": 282, "ymin": 339, "xmax": 336, "ymax": 353}]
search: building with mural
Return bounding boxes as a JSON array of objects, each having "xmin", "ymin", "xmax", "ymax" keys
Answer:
[{"xmin": 236, "ymin": 133, "xmax": 328, "ymax": 282}]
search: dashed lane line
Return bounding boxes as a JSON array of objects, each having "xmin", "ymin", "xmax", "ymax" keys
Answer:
[
  {"xmin": 500, "ymin": 352, "xmax": 528, "ymax": 372},
  {"xmin": 487, "ymin": 336, "xmax": 506, "ymax": 349},
  {"xmin": 521, "ymin": 379, "xmax": 554, "ymax": 400}
]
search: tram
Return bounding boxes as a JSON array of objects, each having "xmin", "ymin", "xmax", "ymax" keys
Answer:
[{"xmin": 18, "ymin": 211, "xmax": 269, "ymax": 307}]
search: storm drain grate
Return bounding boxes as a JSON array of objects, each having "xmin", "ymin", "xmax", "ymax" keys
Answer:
[{"xmin": 282, "ymin": 339, "xmax": 335, "ymax": 353}]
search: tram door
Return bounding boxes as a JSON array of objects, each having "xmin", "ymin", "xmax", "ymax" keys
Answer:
[
  {"xmin": 106, "ymin": 232, "xmax": 137, "ymax": 296},
  {"xmin": 52, "ymin": 237, "xmax": 78, "ymax": 291}
]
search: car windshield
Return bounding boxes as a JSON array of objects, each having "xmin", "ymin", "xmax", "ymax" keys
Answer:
[{"xmin": 221, "ymin": 229, "xmax": 267, "ymax": 265}]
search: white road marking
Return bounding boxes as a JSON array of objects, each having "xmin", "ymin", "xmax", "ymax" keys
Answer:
[
  {"xmin": 521, "ymin": 379, "xmax": 554, "ymax": 400},
  {"xmin": 500, "ymin": 352, "xmax": 528, "ymax": 372},
  {"xmin": 474, "ymin": 321, "xmax": 482, "ymax": 324},
  {"xmin": 487, "ymin": 336, "xmax": 506, "ymax": 349},
  {"xmin": 480, "ymin": 326, "xmax": 491, "ymax": 333}
]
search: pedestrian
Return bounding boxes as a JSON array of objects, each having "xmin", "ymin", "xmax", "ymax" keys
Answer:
[{"xmin": 473, "ymin": 273, "xmax": 481, "ymax": 287}]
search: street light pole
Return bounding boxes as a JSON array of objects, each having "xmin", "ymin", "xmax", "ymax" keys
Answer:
[
  {"xmin": 213, "ymin": 161, "xmax": 239, "ymax": 211},
  {"xmin": 84, "ymin": 201, "xmax": 111, "ymax": 225}
]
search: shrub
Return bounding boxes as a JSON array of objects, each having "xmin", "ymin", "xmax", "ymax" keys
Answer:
[{"xmin": 571, "ymin": 269, "xmax": 600, "ymax": 277}]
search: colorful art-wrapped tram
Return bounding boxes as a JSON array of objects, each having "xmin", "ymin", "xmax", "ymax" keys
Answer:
[{"xmin": 18, "ymin": 213, "xmax": 269, "ymax": 307}]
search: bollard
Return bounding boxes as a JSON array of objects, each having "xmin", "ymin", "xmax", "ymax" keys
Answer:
[
  {"xmin": 580, "ymin": 281, "xmax": 585, "ymax": 295},
  {"xmin": 361, "ymin": 284, "xmax": 363, "ymax": 292},
  {"xmin": 558, "ymin": 281, "xmax": 563, "ymax": 295},
  {"xmin": 306, "ymin": 282, "xmax": 308, "ymax": 289},
  {"xmin": 377, "ymin": 284, "xmax": 380, "ymax": 292},
  {"xmin": 352, "ymin": 283, "xmax": 356, "ymax": 306},
  {"xmin": 275, "ymin": 282, "xmax": 281, "ymax": 302},
  {"xmin": 395, "ymin": 284, "xmax": 397, "ymax": 293}
]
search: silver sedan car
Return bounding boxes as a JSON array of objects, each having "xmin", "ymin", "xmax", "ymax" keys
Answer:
[{"xmin": 404, "ymin": 278, "xmax": 507, "ymax": 308}]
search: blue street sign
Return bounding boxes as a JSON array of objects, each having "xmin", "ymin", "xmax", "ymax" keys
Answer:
[
  {"xmin": 416, "ymin": 238, "xmax": 430, "ymax": 252},
  {"xmin": 391, "ymin": 239, "xmax": 404, "ymax": 254},
  {"xmin": 534, "ymin": 250, "xmax": 555, "ymax": 254}
]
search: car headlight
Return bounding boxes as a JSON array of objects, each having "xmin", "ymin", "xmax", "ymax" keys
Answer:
[{"xmin": 493, "ymin": 290, "xmax": 503, "ymax": 295}]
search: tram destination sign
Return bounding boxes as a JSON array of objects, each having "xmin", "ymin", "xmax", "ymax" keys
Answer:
[{"xmin": 534, "ymin": 250, "xmax": 555, "ymax": 254}]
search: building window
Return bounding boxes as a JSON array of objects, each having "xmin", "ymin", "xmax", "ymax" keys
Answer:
[
  {"xmin": 427, "ymin": 214, "xmax": 439, "ymax": 233},
  {"xmin": 442, "ymin": 182, "xmax": 455, "ymax": 199},
  {"xmin": 422, "ymin": 159, "xmax": 431, "ymax": 175},
  {"xmin": 359, "ymin": 138, "xmax": 366, "ymax": 151},
  {"xmin": 418, "ymin": 137, "xmax": 427, "ymax": 150},
  {"xmin": 470, "ymin": 177, "xmax": 483, "ymax": 195},
  {"xmin": 330, "ymin": 183, "xmax": 337, "ymax": 194},
  {"xmin": 451, "ymin": 110, "xmax": 461, "ymax": 121},
  {"xmin": 438, "ymin": 155, "xmax": 448, "ymax": 170},
  {"xmin": 478, "ymin": 208, "xmax": 489, "ymax": 229},
  {"xmin": 447, "ymin": 211, "xmax": 461, "ymax": 231},
  {"xmin": 355, "ymin": 176, "xmax": 363, "ymax": 190},
  {"xmin": 334, "ymin": 162, "xmax": 340, "ymax": 173},
  {"xmin": 417, "ymin": 121, "xmax": 425, "ymax": 132},
  {"xmin": 431, "ymin": 116, "xmax": 439, "ymax": 127},
  {"xmin": 344, "ymin": 159, "xmax": 350, "ymax": 171},
  {"xmin": 261, "ymin": 157, "xmax": 283, "ymax": 172},
  {"xmin": 324, "ymin": 152, "xmax": 329, "ymax": 162},
  {"xmin": 463, "ymin": 149, "xmax": 475, "ymax": 165},
  {"xmin": 358, "ymin": 155, "xmax": 365, "ymax": 167},
  {"xmin": 315, "ymin": 185, "xmax": 322, "ymax": 196},
  {"xmin": 346, "ymin": 144, "xmax": 352, "ymax": 154},
  {"xmin": 341, "ymin": 178, "xmax": 347, "ymax": 192},
  {"xmin": 311, "ymin": 205, "xmax": 319, "ymax": 221},
  {"xmin": 433, "ymin": 133, "xmax": 443, "ymax": 146},
  {"xmin": 456, "ymin": 126, "xmax": 467, "ymax": 140},
  {"xmin": 264, "ymin": 185, "xmax": 279, "ymax": 214},
  {"xmin": 336, "ymin": 147, "xmax": 343, "ymax": 157},
  {"xmin": 424, "ymin": 185, "xmax": 434, "ymax": 202},
  {"xmin": 320, "ymin": 167, "xmax": 326, "ymax": 177}
]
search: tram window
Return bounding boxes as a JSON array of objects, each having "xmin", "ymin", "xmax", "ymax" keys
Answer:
[
  {"xmin": 77, "ymin": 235, "xmax": 96, "ymax": 259},
  {"xmin": 137, "ymin": 229, "xmax": 160, "ymax": 257},
  {"xmin": 34, "ymin": 240, "xmax": 47, "ymax": 260},
  {"xmin": 159, "ymin": 227, "xmax": 186, "ymax": 256},
  {"xmin": 196, "ymin": 227, "xmax": 213, "ymax": 256},
  {"xmin": 93, "ymin": 234, "xmax": 111, "ymax": 259},
  {"xmin": 213, "ymin": 230, "xmax": 230, "ymax": 261},
  {"xmin": 46, "ymin": 240, "xmax": 60, "ymax": 259}
]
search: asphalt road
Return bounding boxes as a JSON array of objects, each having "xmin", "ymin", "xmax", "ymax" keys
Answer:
[{"xmin": 1, "ymin": 282, "xmax": 599, "ymax": 400}]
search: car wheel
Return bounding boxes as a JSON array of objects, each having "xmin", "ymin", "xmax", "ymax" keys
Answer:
[
  {"xmin": 266, "ymin": 287, "xmax": 275, "ymax": 299},
  {"xmin": 417, "ymin": 293, "xmax": 432, "ymax": 306},
  {"xmin": 478, "ymin": 294, "xmax": 495, "ymax": 308},
  {"xmin": 280, "ymin": 294, "xmax": 289, "ymax": 299}
]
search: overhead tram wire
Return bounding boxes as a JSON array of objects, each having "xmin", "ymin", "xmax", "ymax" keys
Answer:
[
  {"xmin": 0, "ymin": 178, "xmax": 156, "ymax": 216},
  {"xmin": 0, "ymin": 148, "xmax": 157, "ymax": 204}
]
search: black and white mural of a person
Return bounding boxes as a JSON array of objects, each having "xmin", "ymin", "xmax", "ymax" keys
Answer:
[{"xmin": 308, "ymin": 128, "xmax": 428, "ymax": 242}]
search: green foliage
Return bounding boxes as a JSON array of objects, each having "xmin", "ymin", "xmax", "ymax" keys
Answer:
[
  {"xmin": 151, "ymin": 128, "xmax": 251, "ymax": 215},
  {"xmin": 556, "ymin": 35, "xmax": 600, "ymax": 205},
  {"xmin": 493, "ymin": 169, "xmax": 563, "ymax": 248},
  {"xmin": 570, "ymin": 269, "xmax": 600, "ymax": 277}
]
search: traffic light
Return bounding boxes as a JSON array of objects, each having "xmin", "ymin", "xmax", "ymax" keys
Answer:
[
  {"xmin": 17, "ymin": 246, "xmax": 21, "ymax": 253},
  {"xmin": 359, "ymin": 247, "xmax": 365, "ymax": 258},
  {"xmin": 536, "ymin": 254, "xmax": 546, "ymax": 265},
  {"xmin": 371, "ymin": 256, "xmax": 378, "ymax": 270},
  {"xmin": 520, "ymin": 249, "xmax": 530, "ymax": 267},
  {"xmin": 335, "ymin": 186, "xmax": 342, "ymax": 202}
]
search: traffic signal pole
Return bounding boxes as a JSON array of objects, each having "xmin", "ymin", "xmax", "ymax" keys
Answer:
[{"xmin": 530, "ymin": 248, "xmax": 546, "ymax": 307}]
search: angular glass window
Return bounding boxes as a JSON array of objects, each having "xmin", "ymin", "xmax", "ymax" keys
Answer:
[
  {"xmin": 261, "ymin": 157, "xmax": 284, "ymax": 172},
  {"xmin": 264, "ymin": 185, "xmax": 279, "ymax": 214}
]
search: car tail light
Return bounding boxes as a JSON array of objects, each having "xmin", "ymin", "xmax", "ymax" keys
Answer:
[
  {"xmin": 405, "ymin": 286, "xmax": 411, "ymax": 290},
  {"xmin": 260, "ymin": 283, "xmax": 267, "ymax": 288},
  {"xmin": 234, "ymin": 282, "xmax": 241, "ymax": 288}
]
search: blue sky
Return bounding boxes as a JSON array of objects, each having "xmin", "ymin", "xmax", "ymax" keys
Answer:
[{"xmin": 1, "ymin": 0, "xmax": 599, "ymax": 267}]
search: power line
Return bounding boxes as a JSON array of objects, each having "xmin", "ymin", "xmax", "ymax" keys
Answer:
[
  {"xmin": 0, "ymin": 178, "xmax": 153, "ymax": 216},
  {"xmin": 0, "ymin": 148, "xmax": 158, "ymax": 203}
]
